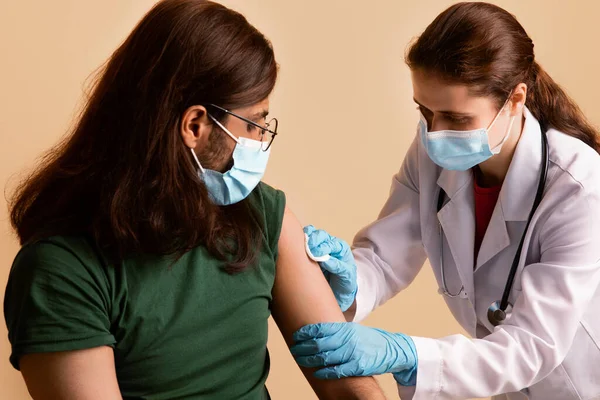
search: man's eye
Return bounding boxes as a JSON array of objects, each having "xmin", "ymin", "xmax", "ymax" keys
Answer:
[{"xmin": 246, "ymin": 124, "xmax": 256, "ymax": 132}]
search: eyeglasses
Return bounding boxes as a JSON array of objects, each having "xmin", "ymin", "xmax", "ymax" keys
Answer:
[{"xmin": 207, "ymin": 104, "xmax": 278, "ymax": 151}]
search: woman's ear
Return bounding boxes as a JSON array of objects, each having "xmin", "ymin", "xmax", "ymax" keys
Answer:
[
  {"xmin": 509, "ymin": 83, "xmax": 528, "ymax": 116},
  {"xmin": 180, "ymin": 105, "xmax": 212, "ymax": 149}
]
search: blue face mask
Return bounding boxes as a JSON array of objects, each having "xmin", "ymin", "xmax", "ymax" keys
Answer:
[
  {"xmin": 419, "ymin": 99, "xmax": 515, "ymax": 171},
  {"xmin": 190, "ymin": 116, "xmax": 270, "ymax": 206}
]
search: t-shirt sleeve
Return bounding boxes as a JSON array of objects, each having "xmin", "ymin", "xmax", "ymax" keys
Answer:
[
  {"xmin": 255, "ymin": 183, "xmax": 286, "ymax": 259},
  {"xmin": 3, "ymin": 239, "xmax": 116, "ymax": 370}
]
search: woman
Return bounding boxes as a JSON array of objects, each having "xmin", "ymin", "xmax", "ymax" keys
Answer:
[
  {"xmin": 2, "ymin": 1, "xmax": 387, "ymax": 399},
  {"xmin": 297, "ymin": 2, "xmax": 600, "ymax": 400}
]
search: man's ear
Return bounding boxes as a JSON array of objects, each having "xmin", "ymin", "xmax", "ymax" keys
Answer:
[{"xmin": 180, "ymin": 105, "xmax": 212, "ymax": 149}]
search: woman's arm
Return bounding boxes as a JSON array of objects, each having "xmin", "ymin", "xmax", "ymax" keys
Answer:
[
  {"xmin": 20, "ymin": 347, "xmax": 122, "ymax": 400},
  {"xmin": 408, "ymin": 183, "xmax": 600, "ymax": 399},
  {"xmin": 271, "ymin": 207, "xmax": 387, "ymax": 400},
  {"xmin": 305, "ymin": 134, "xmax": 427, "ymax": 323},
  {"xmin": 350, "ymin": 133, "xmax": 427, "ymax": 322}
]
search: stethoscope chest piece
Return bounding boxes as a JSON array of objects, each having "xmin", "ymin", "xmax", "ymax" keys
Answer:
[{"xmin": 487, "ymin": 300, "xmax": 513, "ymax": 326}]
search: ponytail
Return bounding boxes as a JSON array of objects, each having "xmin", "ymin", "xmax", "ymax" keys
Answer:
[{"xmin": 528, "ymin": 62, "xmax": 600, "ymax": 154}]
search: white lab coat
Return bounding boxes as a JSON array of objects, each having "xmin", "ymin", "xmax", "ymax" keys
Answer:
[{"xmin": 352, "ymin": 108, "xmax": 600, "ymax": 400}]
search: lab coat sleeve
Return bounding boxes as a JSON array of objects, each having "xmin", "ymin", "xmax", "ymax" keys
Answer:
[
  {"xmin": 410, "ymin": 185, "xmax": 600, "ymax": 400},
  {"xmin": 352, "ymin": 134, "xmax": 428, "ymax": 322}
]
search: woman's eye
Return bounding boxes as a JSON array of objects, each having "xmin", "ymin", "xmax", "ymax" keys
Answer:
[
  {"xmin": 417, "ymin": 105, "xmax": 429, "ymax": 115},
  {"xmin": 446, "ymin": 116, "xmax": 470, "ymax": 125},
  {"xmin": 246, "ymin": 123, "xmax": 256, "ymax": 132}
]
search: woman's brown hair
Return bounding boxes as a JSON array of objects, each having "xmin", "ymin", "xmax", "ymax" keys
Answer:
[
  {"xmin": 406, "ymin": 2, "xmax": 599, "ymax": 153},
  {"xmin": 9, "ymin": 0, "xmax": 278, "ymax": 272}
]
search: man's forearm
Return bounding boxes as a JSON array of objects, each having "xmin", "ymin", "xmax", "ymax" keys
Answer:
[
  {"xmin": 338, "ymin": 376, "xmax": 387, "ymax": 400},
  {"xmin": 311, "ymin": 376, "xmax": 387, "ymax": 400}
]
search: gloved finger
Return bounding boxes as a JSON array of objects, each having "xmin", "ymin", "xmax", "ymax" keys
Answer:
[
  {"xmin": 303, "ymin": 225, "xmax": 317, "ymax": 236},
  {"xmin": 290, "ymin": 338, "xmax": 325, "ymax": 357},
  {"xmin": 314, "ymin": 362, "xmax": 363, "ymax": 380},
  {"xmin": 393, "ymin": 366, "xmax": 417, "ymax": 386},
  {"xmin": 336, "ymin": 293, "xmax": 356, "ymax": 313},
  {"xmin": 295, "ymin": 347, "xmax": 350, "ymax": 368},
  {"xmin": 325, "ymin": 238, "xmax": 349, "ymax": 258},
  {"xmin": 306, "ymin": 229, "xmax": 331, "ymax": 247},
  {"xmin": 306, "ymin": 230, "xmax": 335, "ymax": 257},
  {"xmin": 292, "ymin": 322, "xmax": 346, "ymax": 342},
  {"xmin": 334, "ymin": 266, "xmax": 355, "ymax": 287},
  {"xmin": 320, "ymin": 257, "xmax": 348, "ymax": 275},
  {"xmin": 290, "ymin": 330, "xmax": 349, "ymax": 357},
  {"xmin": 310, "ymin": 233, "xmax": 348, "ymax": 257}
]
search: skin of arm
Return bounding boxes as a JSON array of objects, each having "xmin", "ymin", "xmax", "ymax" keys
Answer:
[
  {"xmin": 271, "ymin": 207, "xmax": 387, "ymax": 400},
  {"xmin": 18, "ymin": 207, "xmax": 385, "ymax": 400},
  {"xmin": 20, "ymin": 346, "xmax": 122, "ymax": 400}
]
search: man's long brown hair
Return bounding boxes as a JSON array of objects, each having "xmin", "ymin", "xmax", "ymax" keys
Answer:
[{"xmin": 9, "ymin": 0, "xmax": 278, "ymax": 272}]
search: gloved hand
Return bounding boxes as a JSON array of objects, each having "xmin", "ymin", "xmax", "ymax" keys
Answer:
[
  {"xmin": 303, "ymin": 225, "xmax": 358, "ymax": 312},
  {"xmin": 291, "ymin": 322, "xmax": 418, "ymax": 386}
]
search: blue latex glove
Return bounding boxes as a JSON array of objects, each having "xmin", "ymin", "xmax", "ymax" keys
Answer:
[
  {"xmin": 303, "ymin": 225, "xmax": 358, "ymax": 312},
  {"xmin": 291, "ymin": 322, "xmax": 418, "ymax": 386}
]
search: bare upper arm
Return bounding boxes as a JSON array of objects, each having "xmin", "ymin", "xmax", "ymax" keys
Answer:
[
  {"xmin": 20, "ymin": 346, "xmax": 122, "ymax": 400},
  {"xmin": 271, "ymin": 207, "xmax": 386, "ymax": 400}
]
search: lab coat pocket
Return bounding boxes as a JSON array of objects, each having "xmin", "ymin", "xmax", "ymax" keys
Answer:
[
  {"xmin": 560, "ymin": 322, "xmax": 600, "ymax": 400},
  {"xmin": 526, "ymin": 363, "xmax": 580, "ymax": 400}
]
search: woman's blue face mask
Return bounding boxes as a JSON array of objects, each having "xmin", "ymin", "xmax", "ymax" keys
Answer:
[{"xmin": 419, "ymin": 96, "xmax": 515, "ymax": 171}]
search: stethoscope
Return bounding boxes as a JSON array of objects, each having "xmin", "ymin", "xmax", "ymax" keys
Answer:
[{"xmin": 437, "ymin": 129, "xmax": 549, "ymax": 326}]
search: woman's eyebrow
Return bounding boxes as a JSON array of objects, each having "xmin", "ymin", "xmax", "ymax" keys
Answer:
[{"xmin": 413, "ymin": 98, "xmax": 472, "ymax": 117}]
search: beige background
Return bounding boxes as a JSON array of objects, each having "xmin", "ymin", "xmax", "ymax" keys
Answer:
[{"xmin": 1, "ymin": 1, "xmax": 598, "ymax": 399}]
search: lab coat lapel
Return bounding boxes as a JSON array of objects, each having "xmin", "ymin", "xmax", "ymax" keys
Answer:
[
  {"xmin": 501, "ymin": 108, "xmax": 543, "ymax": 222},
  {"xmin": 474, "ymin": 200, "xmax": 510, "ymax": 270},
  {"xmin": 475, "ymin": 108, "xmax": 543, "ymax": 270},
  {"xmin": 436, "ymin": 168, "xmax": 475, "ymax": 304}
]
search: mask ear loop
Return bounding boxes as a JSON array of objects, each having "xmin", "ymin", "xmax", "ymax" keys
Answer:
[
  {"xmin": 487, "ymin": 90, "xmax": 515, "ymax": 131},
  {"xmin": 190, "ymin": 114, "xmax": 241, "ymax": 174},
  {"xmin": 419, "ymin": 111, "xmax": 429, "ymax": 131},
  {"xmin": 208, "ymin": 114, "xmax": 240, "ymax": 144},
  {"xmin": 490, "ymin": 114, "xmax": 516, "ymax": 154},
  {"xmin": 209, "ymin": 114, "xmax": 263, "ymax": 152},
  {"xmin": 190, "ymin": 148, "xmax": 205, "ymax": 173},
  {"xmin": 487, "ymin": 90, "xmax": 518, "ymax": 155}
]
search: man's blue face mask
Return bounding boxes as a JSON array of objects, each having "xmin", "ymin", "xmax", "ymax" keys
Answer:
[{"xmin": 190, "ymin": 115, "xmax": 270, "ymax": 206}]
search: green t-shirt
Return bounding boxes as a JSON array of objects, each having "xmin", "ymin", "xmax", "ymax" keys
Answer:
[{"xmin": 4, "ymin": 183, "xmax": 286, "ymax": 400}]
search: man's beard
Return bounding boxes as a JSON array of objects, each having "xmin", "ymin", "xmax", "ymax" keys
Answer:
[{"xmin": 196, "ymin": 127, "xmax": 234, "ymax": 172}]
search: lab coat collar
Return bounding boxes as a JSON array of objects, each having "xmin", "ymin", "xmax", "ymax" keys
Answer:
[
  {"xmin": 436, "ymin": 178, "xmax": 476, "ymax": 304},
  {"xmin": 474, "ymin": 108, "xmax": 543, "ymax": 268},
  {"xmin": 435, "ymin": 107, "xmax": 543, "ymax": 277},
  {"xmin": 436, "ymin": 161, "xmax": 473, "ymax": 201},
  {"xmin": 500, "ymin": 107, "xmax": 544, "ymax": 222},
  {"xmin": 437, "ymin": 159, "xmax": 473, "ymax": 199},
  {"xmin": 436, "ymin": 164, "xmax": 476, "ymax": 304}
]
